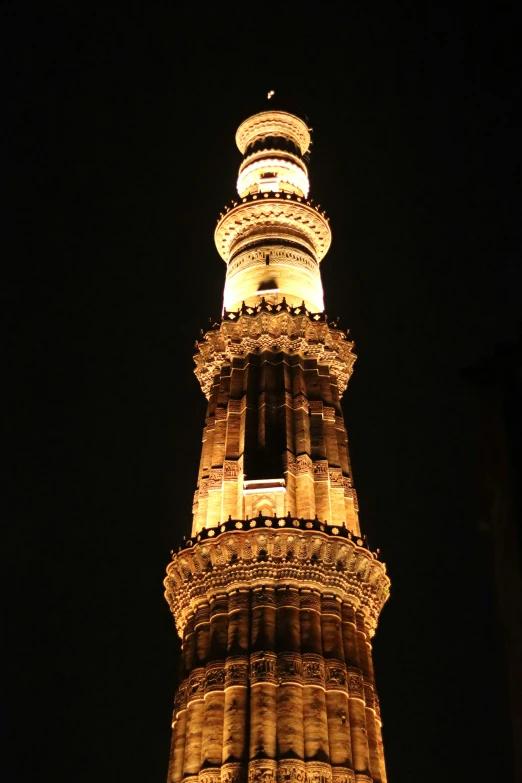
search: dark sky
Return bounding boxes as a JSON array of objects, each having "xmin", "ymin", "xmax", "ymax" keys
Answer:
[{"xmin": 5, "ymin": 4, "xmax": 521, "ymax": 783}]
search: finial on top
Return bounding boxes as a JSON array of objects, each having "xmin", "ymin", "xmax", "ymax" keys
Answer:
[{"xmin": 267, "ymin": 90, "xmax": 275, "ymax": 100}]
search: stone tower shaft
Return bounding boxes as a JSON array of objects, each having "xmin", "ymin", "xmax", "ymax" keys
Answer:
[{"xmin": 164, "ymin": 108, "xmax": 390, "ymax": 783}]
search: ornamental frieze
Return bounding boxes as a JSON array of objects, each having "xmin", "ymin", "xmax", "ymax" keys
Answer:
[
  {"xmin": 227, "ymin": 397, "xmax": 246, "ymax": 414},
  {"xmin": 251, "ymin": 588, "xmax": 276, "ymax": 607},
  {"xmin": 209, "ymin": 468, "xmax": 223, "ymax": 488},
  {"xmin": 223, "ymin": 460, "xmax": 240, "ymax": 481},
  {"xmin": 325, "ymin": 660, "xmax": 348, "ymax": 691},
  {"xmin": 194, "ymin": 312, "xmax": 356, "ymax": 399},
  {"xmin": 313, "ymin": 460, "xmax": 329, "ymax": 481},
  {"xmin": 299, "ymin": 591, "xmax": 321, "ymax": 612},
  {"xmin": 305, "ymin": 762, "xmax": 332, "ymax": 783},
  {"xmin": 194, "ymin": 604, "xmax": 210, "ymax": 626},
  {"xmin": 276, "ymin": 653, "xmax": 302, "ymax": 683},
  {"xmin": 364, "ymin": 682, "xmax": 375, "ymax": 709},
  {"xmin": 210, "ymin": 596, "xmax": 228, "ymax": 616},
  {"xmin": 347, "ymin": 671, "xmax": 364, "ymax": 698},
  {"xmin": 329, "ymin": 468, "xmax": 344, "ymax": 488},
  {"xmin": 295, "ymin": 454, "xmax": 313, "ymax": 477},
  {"xmin": 198, "ymin": 768, "xmax": 221, "ymax": 783},
  {"xmin": 228, "ymin": 591, "xmax": 249, "ymax": 611},
  {"xmin": 321, "ymin": 597, "xmax": 342, "ymax": 616},
  {"xmin": 331, "ymin": 768, "xmax": 355, "ymax": 783},
  {"xmin": 248, "ymin": 760, "xmax": 277, "ymax": 783},
  {"xmin": 224, "ymin": 658, "xmax": 249, "ymax": 687},
  {"xmin": 221, "ymin": 763, "xmax": 245, "ymax": 783},
  {"xmin": 204, "ymin": 662, "xmax": 226, "ymax": 693},
  {"xmin": 164, "ymin": 527, "xmax": 389, "ymax": 638},
  {"xmin": 277, "ymin": 761, "xmax": 307, "ymax": 783},
  {"xmin": 187, "ymin": 668, "xmax": 205, "ymax": 702},
  {"xmin": 250, "ymin": 652, "xmax": 277, "ymax": 683},
  {"xmin": 301, "ymin": 654, "xmax": 325, "ymax": 684},
  {"xmin": 275, "ymin": 587, "xmax": 300, "ymax": 608},
  {"xmin": 215, "ymin": 199, "xmax": 331, "ymax": 264}
]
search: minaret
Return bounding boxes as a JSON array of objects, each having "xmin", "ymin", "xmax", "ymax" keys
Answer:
[{"xmin": 164, "ymin": 107, "xmax": 390, "ymax": 783}]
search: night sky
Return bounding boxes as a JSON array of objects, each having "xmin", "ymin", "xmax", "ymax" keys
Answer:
[{"xmin": 6, "ymin": 5, "xmax": 521, "ymax": 782}]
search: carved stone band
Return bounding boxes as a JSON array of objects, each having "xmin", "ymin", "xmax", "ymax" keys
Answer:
[
  {"xmin": 199, "ymin": 768, "xmax": 221, "ymax": 783},
  {"xmin": 306, "ymin": 762, "xmax": 332, "ymax": 783},
  {"xmin": 301, "ymin": 653, "xmax": 325, "ymax": 685},
  {"xmin": 250, "ymin": 652, "xmax": 277, "ymax": 684},
  {"xmin": 188, "ymin": 667, "xmax": 205, "ymax": 702},
  {"xmin": 277, "ymin": 760, "xmax": 307, "ymax": 783},
  {"xmin": 276, "ymin": 652, "xmax": 302, "ymax": 684},
  {"xmin": 248, "ymin": 759, "xmax": 278, "ymax": 783},
  {"xmin": 325, "ymin": 659, "xmax": 348, "ymax": 692},
  {"xmin": 222, "ymin": 763, "xmax": 246, "ymax": 783},
  {"xmin": 225, "ymin": 658, "xmax": 249, "ymax": 687},
  {"xmin": 347, "ymin": 669, "xmax": 364, "ymax": 699},
  {"xmin": 332, "ymin": 768, "xmax": 356, "ymax": 783},
  {"xmin": 205, "ymin": 662, "xmax": 226, "ymax": 693}
]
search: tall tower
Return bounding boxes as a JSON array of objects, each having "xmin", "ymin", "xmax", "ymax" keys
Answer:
[{"xmin": 164, "ymin": 108, "xmax": 390, "ymax": 783}]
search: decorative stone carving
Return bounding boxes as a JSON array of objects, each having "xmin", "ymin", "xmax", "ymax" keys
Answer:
[
  {"xmin": 331, "ymin": 769, "xmax": 355, "ymax": 783},
  {"xmin": 295, "ymin": 454, "xmax": 313, "ymax": 477},
  {"xmin": 228, "ymin": 591, "xmax": 249, "ymax": 612},
  {"xmin": 248, "ymin": 760, "xmax": 277, "ymax": 783},
  {"xmin": 223, "ymin": 460, "xmax": 240, "ymax": 481},
  {"xmin": 165, "ymin": 527, "xmax": 390, "ymax": 640},
  {"xmin": 199, "ymin": 768, "xmax": 221, "ymax": 783},
  {"xmin": 363, "ymin": 682, "xmax": 375, "ymax": 709},
  {"xmin": 276, "ymin": 652, "xmax": 302, "ymax": 683},
  {"xmin": 325, "ymin": 660, "xmax": 348, "ymax": 692},
  {"xmin": 301, "ymin": 653, "xmax": 325, "ymax": 684},
  {"xmin": 323, "ymin": 406, "xmax": 336, "ymax": 421},
  {"xmin": 305, "ymin": 762, "xmax": 332, "ymax": 783},
  {"xmin": 300, "ymin": 591, "xmax": 321, "ymax": 612},
  {"xmin": 251, "ymin": 589, "xmax": 276, "ymax": 607},
  {"xmin": 188, "ymin": 668, "xmax": 205, "ymax": 702},
  {"xmin": 209, "ymin": 468, "xmax": 223, "ymax": 489},
  {"xmin": 199, "ymin": 478, "xmax": 209, "ymax": 498},
  {"xmin": 205, "ymin": 662, "xmax": 226, "ymax": 693},
  {"xmin": 309, "ymin": 401, "xmax": 323, "ymax": 415},
  {"xmin": 222, "ymin": 763, "xmax": 245, "ymax": 783},
  {"xmin": 321, "ymin": 597, "xmax": 341, "ymax": 616},
  {"xmin": 215, "ymin": 199, "xmax": 331, "ymax": 264},
  {"xmin": 194, "ymin": 604, "xmax": 210, "ymax": 626},
  {"xmin": 228, "ymin": 397, "xmax": 246, "ymax": 413},
  {"xmin": 194, "ymin": 312, "xmax": 356, "ymax": 399},
  {"xmin": 277, "ymin": 761, "xmax": 307, "ymax": 783},
  {"xmin": 347, "ymin": 670, "xmax": 364, "ymax": 699},
  {"xmin": 276, "ymin": 587, "xmax": 300, "ymax": 608},
  {"xmin": 250, "ymin": 652, "xmax": 277, "ymax": 684},
  {"xmin": 328, "ymin": 469, "xmax": 343, "ymax": 488},
  {"xmin": 225, "ymin": 657, "xmax": 249, "ymax": 687},
  {"xmin": 313, "ymin": 460, "xmax": 329, "ymax": 481}
]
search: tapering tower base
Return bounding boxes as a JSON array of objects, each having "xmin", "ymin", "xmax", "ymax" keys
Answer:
[{"xmin": 164, "ymin": 517, "xmax": 390, "ymax": 783}]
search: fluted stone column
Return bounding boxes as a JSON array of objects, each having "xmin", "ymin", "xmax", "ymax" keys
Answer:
[
  {"xmin": 249, "ymin": 588, "xmax": 277, "ymax": 783},
  {"xmin": 321, "ymin": 597, "xmax": 352, "ymax": 777},
  {"xmin": 276, "ymin": 586, "xmax": 305, "ymax": 778},
  {"xmin": 222, "ymin": 590, "xmax": 250, "ymax": 783}
]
